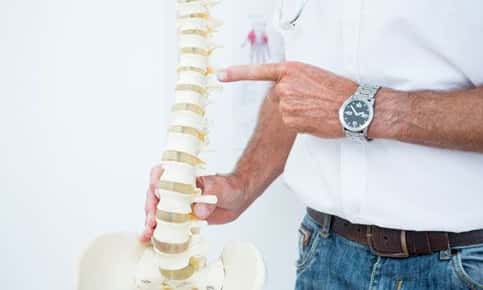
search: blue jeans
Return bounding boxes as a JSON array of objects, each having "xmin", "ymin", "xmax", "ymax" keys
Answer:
[{"xmin": 295, "ymin": 214, "xmax": 483, "ymax": 290}]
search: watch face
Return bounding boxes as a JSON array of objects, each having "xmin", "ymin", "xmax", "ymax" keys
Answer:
[{"xmin": 340, "ymin": 99, "xmax": 373, "ymax": 131}]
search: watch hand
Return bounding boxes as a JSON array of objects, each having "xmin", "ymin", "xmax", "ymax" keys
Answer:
[
  {"xmin": 351, "ymin": 105, "xmax": 363, "ymax": 116},
  {"xmin": 350, "ymin": 105, "xmax": 358, "ymax": 115}
]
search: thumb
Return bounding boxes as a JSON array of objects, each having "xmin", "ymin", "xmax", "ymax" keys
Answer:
[{"xmin": 193, "ymin": 175, "xmax": 218, "ymax": 219}]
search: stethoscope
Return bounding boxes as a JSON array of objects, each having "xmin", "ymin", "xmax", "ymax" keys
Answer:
[{"xmin": 278, "ymin": 0, "xmax": 310, "ymax": 30}]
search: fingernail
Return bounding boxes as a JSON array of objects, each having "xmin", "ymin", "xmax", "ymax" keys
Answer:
[
  {"xmin": 216, "ymin": 70, "xmax": 227, "ymax": 81},
  {"xmin": 194, "ymin": 204, "xmax": 208, "ymax": 218}
]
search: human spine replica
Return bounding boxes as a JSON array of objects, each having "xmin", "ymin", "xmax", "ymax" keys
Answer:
[
  {"xmin": 135, "ymin": 0, "xmax": 222, "ymax": 288},
  {"xmin": 76, "ymin": 1, "xmax": 265, "ymax": 289}
]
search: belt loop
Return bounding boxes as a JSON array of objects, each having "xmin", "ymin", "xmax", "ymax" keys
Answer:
[
  {"xmin": 366, "ymin": 225, "xmax": 373, "ymax": 246},
  {"xmin": 320, "ymin": 214, "xmax": 332, "ymax": 238},
  {"xmin": 440, "ymin": 233, "xmax": 452, "ymax": 261},
  {"xmin": 439, "ymin": 248, "xmax": 452, "ymax": 260},
  {"xmin": 401, "ymin": 230, "xmax": 409, "ymax": 257},
  {"xmin": 444, "ymin": 232, "xmax": 453, "ymax": 256}
]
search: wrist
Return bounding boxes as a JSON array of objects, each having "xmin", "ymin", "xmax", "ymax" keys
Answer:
[{"xmin": 367, "ymin": 88, "xmax": 409, "ymax": 140}]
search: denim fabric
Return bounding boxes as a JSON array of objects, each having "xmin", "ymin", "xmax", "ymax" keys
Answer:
[{"xmin": 295, "ymin": 214, "xmax": 483, "ymax": 290}]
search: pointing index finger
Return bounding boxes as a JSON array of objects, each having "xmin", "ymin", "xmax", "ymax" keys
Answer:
[{"xmin": 217, "ymin": 63, "xmax": 285, "ymax": 82}]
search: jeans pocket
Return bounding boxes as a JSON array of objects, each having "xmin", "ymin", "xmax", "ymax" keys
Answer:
[
  {"xmin": 296, "ymin": 217, "xmax": 321, "ymax": 273},
  {"xmin": 452, "ymin": 244, "xmax": 483, "ymax": 289}
]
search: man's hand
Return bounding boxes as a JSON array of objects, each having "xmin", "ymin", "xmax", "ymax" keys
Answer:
[
  {"xmin": 217, "ymin": 62, "xmax": 358, "ymax": 138},
  {"xmin": 140, "ymin": 165, "xmax": 248, "ymax": 242},
  {"xmin": 194, "ymin": 174, "xmax": 248, "ymax": 224},
  {"xmin": 218, "ymin": 61, "xmax": 483, "ymax": 152},
  {"xmin": 140, "ymin": 165, "xmax": 163, "ymax": 243}
]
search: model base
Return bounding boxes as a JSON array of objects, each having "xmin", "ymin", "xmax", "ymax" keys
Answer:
[{"xmin": 76, "ymin": 233, "xmax": 265, "ymax": 290}]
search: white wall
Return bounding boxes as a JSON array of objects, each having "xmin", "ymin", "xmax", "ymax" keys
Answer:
[{"xmin": 0, "ymin": 0, "xmax": 305, "ymax": 289}]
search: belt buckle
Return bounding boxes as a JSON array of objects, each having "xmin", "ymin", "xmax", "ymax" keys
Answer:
[{"xmin": 366, "ymin": 226, "xmax": 410, "ymax": 258}]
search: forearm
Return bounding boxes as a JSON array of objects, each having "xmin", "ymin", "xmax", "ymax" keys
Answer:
[
  {"xmin": 369, "ymin": 86, "xmax": 483, "ymax": 152},
  {"xmin": 232, "ymin": 96, "xmax": 296, "ymax": 205}
]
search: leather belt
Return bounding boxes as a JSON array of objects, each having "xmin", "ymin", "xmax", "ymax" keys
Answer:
[{"xmin": 307, "ymin": 208, "xmax": 483, "ymax": 258}]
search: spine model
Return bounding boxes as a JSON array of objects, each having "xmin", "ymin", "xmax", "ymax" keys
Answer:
[
  {"xmin": 137, "ymin": 0, "xmax": 224, "ymax": 289},
  {"xmin": 76, "ymin": 2, "xmax": 265, "ymax": 289}
]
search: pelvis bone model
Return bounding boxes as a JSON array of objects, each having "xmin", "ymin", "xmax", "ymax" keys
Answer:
[{"xmin": 76, "ymin": 1, "xmax": 265, "ymax": 289}]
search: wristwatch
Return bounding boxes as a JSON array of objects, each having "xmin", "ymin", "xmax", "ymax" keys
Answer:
[{"xmin": 338, "ymin": 84, "xmax": 380, "ymax": 141}]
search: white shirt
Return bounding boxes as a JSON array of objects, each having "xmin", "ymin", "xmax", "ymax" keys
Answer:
[{"xmin": 277, "ymin": 0, "xmax": 483, "ymax": 232}]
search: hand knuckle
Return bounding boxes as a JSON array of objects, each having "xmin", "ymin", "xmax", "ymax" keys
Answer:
[
  {"xmin": 282, "ymin": 117, "xmax": 293, "ymax": 128},
  {"xmin": 280, "ymin": 110, "xmax": 297, "ymax": 127},
  {"xmin": 277, "ymin": 83, "xmax": 290, "ymax": 97},
  {"xmin": 279, "ymin": 99, "xmax": 290, "ymax": 112},
  {"xmin": 279, "ymin": 62, "xmax": 288, "ymax": 73},
  {"xmin": 271, "ymin": 86, "xmax": 282, "ymax": 99},
  {"xmin": 280, "ymin": 109, "xmax": 289, "ymax": 124},
  {"xmin": 284, "ymin": 61, "xmax": 302, "ymax": 73}
]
